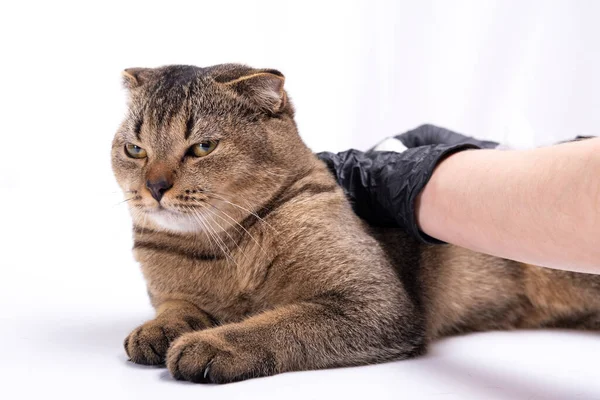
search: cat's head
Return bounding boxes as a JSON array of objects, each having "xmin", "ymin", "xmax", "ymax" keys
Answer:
[{"xmin": 112, "ymin": 64, "xmax": 312, "ymax": 232}]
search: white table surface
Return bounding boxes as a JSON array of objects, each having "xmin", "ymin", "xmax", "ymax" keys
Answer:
[{"xmin": 2, "ymin": 189, "xmax": 599, "ymax": 400}]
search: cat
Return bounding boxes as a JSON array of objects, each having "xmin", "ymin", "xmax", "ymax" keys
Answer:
[{"xmin": 112, "ymin": 64, "xmax": 600, "ymax": 384}]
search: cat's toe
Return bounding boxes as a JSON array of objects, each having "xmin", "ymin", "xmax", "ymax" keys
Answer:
[
  {"xmin": 166, "ymin": 333, "xmax": 236, "ymax": 384},
  {"xmin": 167, "ymin": 332, "xmax": 219, "ymax": 382},
  {"xmin": 125, "ymin": 325, "xmax": 167, "ymax": 365},
  {"xmin": 167, "ymin": 331, "xmax": 275, "ymax": 384},
  {"xmin": 125, "ymin": 320, "xmax": 193, "ymax": 366}
]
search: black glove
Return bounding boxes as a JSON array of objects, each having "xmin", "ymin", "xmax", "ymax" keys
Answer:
[
  {"xmin": 317, "ymin": 124, "xmax": 497, "ymax": 244},
  {"xmin": 377, "ymin": 123, "xmax": 499, "ymax": 151}
]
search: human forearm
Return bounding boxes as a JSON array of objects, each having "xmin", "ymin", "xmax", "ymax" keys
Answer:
[{"xmin": 417, "ymin": 138, "xmax": 600, "ymax": 273}]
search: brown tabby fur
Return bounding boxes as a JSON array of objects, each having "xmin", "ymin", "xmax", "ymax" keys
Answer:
[{"xmin": 112, "ymin": 64, "xmax": 600, "ymax": 384}]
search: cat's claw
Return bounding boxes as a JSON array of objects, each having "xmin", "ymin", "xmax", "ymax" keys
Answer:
[{"xmin": 193, "ymin": 359, "xmax": 214, "ymax": 384}]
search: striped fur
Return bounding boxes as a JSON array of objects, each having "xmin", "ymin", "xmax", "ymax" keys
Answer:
[{"xmin": 112, "ymin": 64, "xmax": 600, "ymax": 384}]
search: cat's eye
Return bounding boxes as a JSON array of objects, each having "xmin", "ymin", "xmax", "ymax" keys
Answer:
[
  {"xmin": 124, "ymin": 143, "xmax": 147, "ymax": 159},
  {"xmin": 189, "ymin": 140, "xmax": 218, "ymax": 157}
]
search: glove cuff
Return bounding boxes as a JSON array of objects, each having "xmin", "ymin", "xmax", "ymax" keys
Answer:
[{"xmin": 404, "ymin": 143, "xmax": 482, "ymax": 245}]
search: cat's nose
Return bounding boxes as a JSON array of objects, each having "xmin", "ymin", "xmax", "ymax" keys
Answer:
[{"xmin": 146, "ymin": 178, "xmax": 173, "ymax": 202}]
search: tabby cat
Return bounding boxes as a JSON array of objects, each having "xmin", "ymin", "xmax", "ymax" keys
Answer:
[{"xmin": 112, "ymin": 64, "xmax": 600, "ymax": 384}]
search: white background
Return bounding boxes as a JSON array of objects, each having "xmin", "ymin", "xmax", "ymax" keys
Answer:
[{"xmin": 1, "ymin": 1, "xmax": 599, "ymax": 399}]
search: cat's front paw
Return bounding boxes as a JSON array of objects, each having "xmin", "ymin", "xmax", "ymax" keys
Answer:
[
  {"xmin": 166, "ymin": 330, "xmax": 275, "ymax": 384},
  {"xmin": 124, "ymin": 317, "xmax": 201, "ymax": 365}
]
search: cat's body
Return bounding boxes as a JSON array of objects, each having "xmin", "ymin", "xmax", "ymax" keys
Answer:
[{"xmin": 113, "ymin": 64, "xmax": 600, "ymax": 384}]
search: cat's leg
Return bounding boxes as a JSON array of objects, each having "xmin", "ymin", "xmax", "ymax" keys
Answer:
[
  {"xmin": 540, "ymin": 311, "xmax": 600, "ymax": 330},
  {"xmin": 125, "ymin": 300, "xmax": 216, "ymax": 365},
  {"xmin": 166, "ymin": 295, "xmax": 424, "ymax": 383}
]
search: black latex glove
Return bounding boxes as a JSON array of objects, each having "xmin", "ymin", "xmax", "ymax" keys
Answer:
[
  {"xmin": 317, "ymin": 124, "xmax": 498, "ymax": 244},
  {"xmin": 375, "ymin": 124, "xmax": 499, "ymax": 151}
]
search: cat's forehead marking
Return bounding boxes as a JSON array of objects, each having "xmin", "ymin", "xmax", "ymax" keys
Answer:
[
  {"xmin": 184, "ymin": 115, "xmax": 195, "ymax": 140},
  {"xmin": 134, "ymin": 116, "xmax": 143, "ymax": 141},
  {"xmin": 125, "ymin": 63, "xmax": 272, "ymax": 148}
]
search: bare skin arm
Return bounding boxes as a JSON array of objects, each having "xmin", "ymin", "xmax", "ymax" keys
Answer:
[{"xmin": 417, "ymin": 138, "xmax": 600, "ymax": 274}]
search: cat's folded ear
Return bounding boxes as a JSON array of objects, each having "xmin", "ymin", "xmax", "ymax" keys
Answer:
[
  {"xmin": 224, "ymin": 70, "xmax": 287, "ymax": 113},
  {"xmin": 122, "ymin": 68, "xmax": 154, "ymax": 89}
]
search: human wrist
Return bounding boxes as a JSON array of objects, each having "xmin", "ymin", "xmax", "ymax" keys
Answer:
[
  {"xmin": 415, "ymin": 148, "xmax": 488, "ymax": 243},
  {"xmin": 405, "ymin": 145, "xmax": 483, "ymax": 244}
]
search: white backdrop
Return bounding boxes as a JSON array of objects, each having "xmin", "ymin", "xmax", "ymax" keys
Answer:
[
  {"xmin": 1, "ymin": 1, "xmax": 600, "ymax": 399},
  {"xmin": 1, "ymin": 0, "xmax": 599, "ymax": 192}
]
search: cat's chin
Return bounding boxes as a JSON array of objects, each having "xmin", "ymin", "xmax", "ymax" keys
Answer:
[{"xmin": 146, "ymin": 208, "xmax": 204, "ymax": 234}]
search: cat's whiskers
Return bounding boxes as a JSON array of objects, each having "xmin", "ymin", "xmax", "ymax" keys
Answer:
[
  {"xmin": 186, "ymin": 205, "xmax": 237, "ymax": 268},
  {"xmin": 183, "ymin": 205, "xmax": 221, "ymax": 258},
  {"xmin": 113, "ymin": 197, "xmax": 135, "ymax": 206},
  {"xmin": 207, "ymin": 204, "xmax": 243, "ymax": 236},
  {"xmin": 206, "ymin": 204, "xmax": 269, "ymax": 257},
  {"xmin": 127, "ymin": 206, "xmax": 142, "ymax": 220},
  {"xmin": 200, "ymin": 210, "xmax": 241, "ymax": 269},
  {"xmin": 105, "ymin": 190, "xmax": 137, "ymax": 194},
  {"xmin": 184, "ymin": 207, "xmax": 203, "ymax": 264},
  {"xmin": 187, "ymin": 197, "xmax": 268, "ymax": 258},
  {"xmin": 112, "ymin": 190, "xmax": 142, "ymax": 207},
  {"xmin": 181, "ymin": 205, "xmax": 216, "ymax": 256},
  {"xmin": 201, "ymin": 205, "xmax": 253, "ymax": 265},
  {"xmin": 201, "ymin": 204, "xmax": 238, "ymax": 236},
  {"xmin": 201, "ymin": 191, "xmax": 279, "ymax": 234},
  {"xmin": 206, "ymin": 206, "xmax": 261, "ymax": 265}
]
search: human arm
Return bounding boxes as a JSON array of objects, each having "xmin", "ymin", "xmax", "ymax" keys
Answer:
[
  {"xmin": 318, "ymin": 125, "xmax": 599, "ymax": 274},
  {"xmin": 416, "ymin": 137, "xmax": 600, "ymax": 273},
  {"xmin": 317, "ymin": 125, "xmax": 494, "ymax": 243}
]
